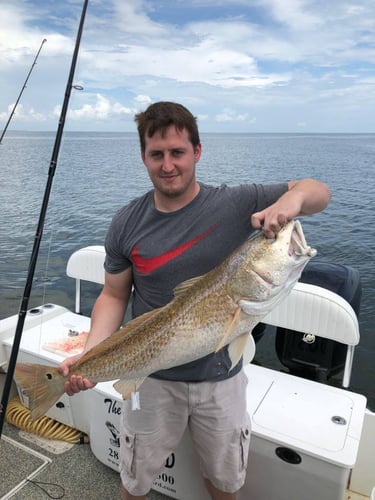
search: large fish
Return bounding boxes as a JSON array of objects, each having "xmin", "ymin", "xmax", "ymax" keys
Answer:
[{"xmin": 13, "ymin": 219, "xmax": 316, "ymax": 420}]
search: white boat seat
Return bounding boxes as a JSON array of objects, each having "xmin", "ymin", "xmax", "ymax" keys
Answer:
[
  {"xmin": 66, "ymin": 246, "xmax": 359, "ymax": 387},
  {"xmin": 261, "ymin": 282, "xmax": 359, "ymax": 387},
  {"xmin": 66, "ymin": 245, "xmax": 105, "ymax": 313}
]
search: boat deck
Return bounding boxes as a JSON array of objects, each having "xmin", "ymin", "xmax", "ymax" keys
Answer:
[
  {"xmin": 1, "ymin": 407, "xmax": 169, "ymax": 500},
  {"xmin": 348, "ymin": 493, "xmax": 370, "ymax": 500}
]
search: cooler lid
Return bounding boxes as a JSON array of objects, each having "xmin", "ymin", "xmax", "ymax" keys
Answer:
[
  {"xmin": 248, "ymin": 365, "xmax": 367, "ymax": 466},
  {"xmin": 253, "ymin": 377, "xmax": 354, "ymax": 451}
]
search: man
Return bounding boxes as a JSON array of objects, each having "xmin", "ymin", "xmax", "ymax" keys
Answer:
[{"xmin": 60, "ymin": 102, "xmax": 331, "ymax": 500}]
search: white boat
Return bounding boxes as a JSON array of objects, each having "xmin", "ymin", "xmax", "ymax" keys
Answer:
[{"xmin": 1, "ymin": 245, "xmax": 374, "ymax": 500}]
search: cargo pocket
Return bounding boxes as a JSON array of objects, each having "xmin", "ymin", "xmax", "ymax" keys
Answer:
[
  {"xmin": 240, "ymin": 426, "xmax": 251, "ymax": 471},
  {"xmin": 121, "ymin": 432, "xmax": 136, "ymax": 479}
]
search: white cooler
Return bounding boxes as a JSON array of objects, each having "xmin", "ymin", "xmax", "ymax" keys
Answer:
[{"xmin": 239, "ymin": 364, "xmax": 366, "ymax": 500}]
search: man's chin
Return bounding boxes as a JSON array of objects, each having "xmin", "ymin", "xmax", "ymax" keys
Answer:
[
  {"xmin": 162, "ymin": 190, "xmax": 183, "ymax": 198},
  {"xmin": 158, "ymin": 183, "xmax": 184, "ymax": 198}
]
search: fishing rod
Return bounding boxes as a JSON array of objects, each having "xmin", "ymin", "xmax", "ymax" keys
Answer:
[
  {"xmin": 0, "ymin": 38, "xmax": 47, "ymax": 144},
  {"xmin": 0, "ymin": 0, "xmax": 89, "ymax": 437}
]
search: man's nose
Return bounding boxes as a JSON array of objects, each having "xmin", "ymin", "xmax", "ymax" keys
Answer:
[{"xmin": 162, "ymin": 153, "xmax": 175, "ymax": 171}]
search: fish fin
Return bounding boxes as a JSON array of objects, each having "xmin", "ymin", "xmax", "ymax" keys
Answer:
[
  {"xmin": 215, "ymin": 306, "xmax": 242, "ymax": 353},
  {"xmin": 122, "ymin": 308, "xmax": 162, "ymax": 328},
  {"xmin": 239, "ymin": 293, "xmax": 291, "ymax": 316},
  {"xmin": 173, "ymin": 275, "xmax": 207, "ymax": 297},
  {"xmin": 228, "ymin": 332, "xmax": 252, "ymax": 370},
  {"xmin": 238, "ymin": 299, "xmax": 271, "ymax": 315},
  {"xmin": 113, "ymin": 378, "xmax": 146, "ymax": 400},
  {"xmin": 13, "ymin": 363, "xmax": 66, "ymax": 421}
]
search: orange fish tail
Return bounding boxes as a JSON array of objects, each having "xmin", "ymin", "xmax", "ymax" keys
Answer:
[{"xmin": 13, "ymin": 363, "xmax": 66, "ymax": 421}]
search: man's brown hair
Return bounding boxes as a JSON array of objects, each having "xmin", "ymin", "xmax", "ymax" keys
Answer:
[{"xmin": 135, "ymin": 101, "xmax": 200, "ymax": 153}]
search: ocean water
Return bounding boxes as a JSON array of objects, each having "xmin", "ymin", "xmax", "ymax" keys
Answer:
[{"xmin": 0, "ymin": 131, "xmax": 374, "ymax": 408}]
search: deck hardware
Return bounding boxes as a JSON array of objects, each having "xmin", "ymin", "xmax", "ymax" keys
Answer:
[
  {"xmin": 302, "ymin": 333, "xmax": 316, "ymax": 344},
  {"xmin": 275, "ymin": 446, "xmax": 302, "ymax": 464},
  {"xmin": 29, "ymin": 308, "xmax": 41, "ymax": 315},
  {"xmin": 331, "ymin": 415, "xmax": 347, "ymax": 425}
]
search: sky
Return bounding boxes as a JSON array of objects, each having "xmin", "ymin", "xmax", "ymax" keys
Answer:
[{"xmin": 0, "ymin": 0, "xmax": 374, "ymax": 133}]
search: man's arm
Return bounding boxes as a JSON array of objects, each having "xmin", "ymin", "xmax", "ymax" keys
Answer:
[
  {"xmin": 59, "ymin": 267, "xmax": 133, "ymax": 395},
  {"xmin": 251, "ymin": 178, "xmax": 331, "ymax": 238}
]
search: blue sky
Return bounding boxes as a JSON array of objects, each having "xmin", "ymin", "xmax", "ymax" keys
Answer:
[{"xmin": 1, "ymin": 0, "xmax": 374, "ymax": 133}]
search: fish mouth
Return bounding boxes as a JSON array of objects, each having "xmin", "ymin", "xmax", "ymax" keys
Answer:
[{"xmin": 289, "ymin": 220, "xmax": 317, "ymax": 258}]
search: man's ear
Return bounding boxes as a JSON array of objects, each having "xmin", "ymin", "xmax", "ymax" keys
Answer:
[{"xmin": 194, "ymin": 143, "xmax": 202, "ymax": 162}]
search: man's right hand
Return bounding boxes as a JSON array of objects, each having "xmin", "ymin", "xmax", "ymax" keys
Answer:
[{"xmin": 59, "ymin": 354, "xmax": 96, "ymax": 396}]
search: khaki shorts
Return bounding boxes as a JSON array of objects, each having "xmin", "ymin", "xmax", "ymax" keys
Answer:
[{"xmin": 120, "ymin": 369, "xmax": 251, "ymax": 496}]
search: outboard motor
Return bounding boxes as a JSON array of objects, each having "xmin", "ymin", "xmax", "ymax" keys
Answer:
[{"xmin": 274, "ymin": 261, "xmax": 362, "ymax": 383}]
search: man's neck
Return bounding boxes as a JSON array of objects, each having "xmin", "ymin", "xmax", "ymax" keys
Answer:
[{"xmin": 154, "ymin": 182, "xmax": 201, "ymax": 212}]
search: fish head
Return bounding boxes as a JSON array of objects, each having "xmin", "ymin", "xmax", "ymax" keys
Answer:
[{"xmin": 230, "ymin": 220, "xmax": 316, "ymax": 304}]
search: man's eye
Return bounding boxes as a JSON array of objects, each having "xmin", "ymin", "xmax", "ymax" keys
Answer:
[
  {"xmin": 151, "ymin": 152, "xmax": 162, "ymax": 159},
  {"xmin": 172, "ymin": 150, "xmax": 183, "ymax": 157}
]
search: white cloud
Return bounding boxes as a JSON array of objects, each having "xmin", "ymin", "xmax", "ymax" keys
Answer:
[
  {"xmin": 134, "ymin": 94, "xmax": 152, "ymax": 106},
  {"xmin": 53, "ymin": 94, "xmax": 139, "ymax": 121},
  {"xmin": 0, "ymin": 102, "xmax": 46, "ymax": 122},
  {"xmin": 215, "ymin": 108, "xmax": 253, "ymax": 123},
  {"xmin": 0, "ymin": 0, "xmax": 374, "ymax": 132}
]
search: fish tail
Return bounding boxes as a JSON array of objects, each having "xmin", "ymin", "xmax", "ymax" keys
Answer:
[{"xmin": 13, "ymin": 363, "xmax": 66, "ymax": 421}]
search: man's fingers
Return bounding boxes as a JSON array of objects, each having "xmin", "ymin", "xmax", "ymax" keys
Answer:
[{"xmin": 64, "ymin": 374, "xmax": 96, "ymax": 396}]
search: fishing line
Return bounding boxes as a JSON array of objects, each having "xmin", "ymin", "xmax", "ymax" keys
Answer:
[
  {"xmin": 35, "ymin": 229, "xmax": 55, "ymax": 354},
  {"xmin": 0, "ymin": 0, "xmax": 89, "ymax": 437},
  {"xmin": 40, "ymin": 230, "xmax": 54, "ymax": 289},
  {"xmin": 26, "ymin": 479, "xmax": 65, "ymax": 499}
]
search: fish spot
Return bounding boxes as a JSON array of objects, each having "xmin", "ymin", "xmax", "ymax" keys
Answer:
[{"xmin": 45, "ymin": 372, "xmax": 53, "ymax": 380}]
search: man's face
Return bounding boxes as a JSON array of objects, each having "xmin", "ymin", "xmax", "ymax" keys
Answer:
[{"xmin": 142, "ymin": 125, "xmax": 201, "ymax": 203}]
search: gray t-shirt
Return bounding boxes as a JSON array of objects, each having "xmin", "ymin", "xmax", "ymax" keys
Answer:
[{"xmin": 104, "ymin": 182, "xmax": 288, "ymax": 382}]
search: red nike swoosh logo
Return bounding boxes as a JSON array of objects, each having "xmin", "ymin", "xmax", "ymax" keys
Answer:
[{"xmin": 131, "ymin": 224, "xmax": 218, "ymax": 274}]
